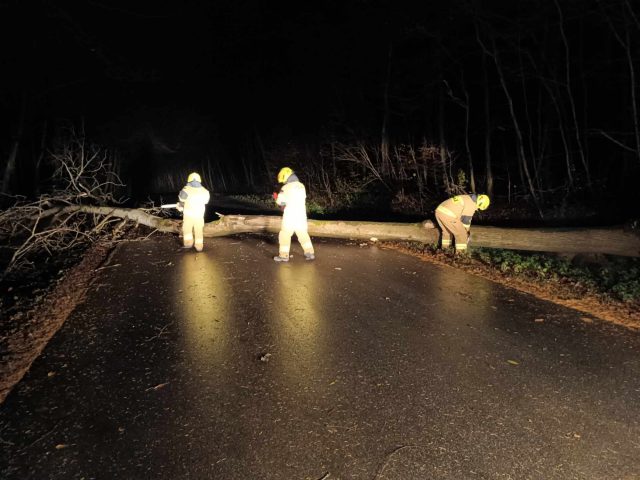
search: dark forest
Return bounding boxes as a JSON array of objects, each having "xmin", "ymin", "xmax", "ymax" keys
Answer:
[{"xmin": 2, "ymin": 0, "xmax": 640, "ymax": 223}]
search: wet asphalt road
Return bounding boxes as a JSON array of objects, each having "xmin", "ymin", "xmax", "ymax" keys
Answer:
[{"xmin": 1, "ymin": 235, "xmax": 639, "ymax": 480}]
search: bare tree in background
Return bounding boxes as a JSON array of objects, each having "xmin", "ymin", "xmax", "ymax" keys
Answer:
[
  {"xmin": 0, "ymin": 128, "xmax": 125, "ymax": 276},
  {"xmin": 1, "ymin": 93, "xmax": 27, "ymax": 195},
  {"xmin": 598, "ymin": 0, "xmax": 640, "ymax": 165}
]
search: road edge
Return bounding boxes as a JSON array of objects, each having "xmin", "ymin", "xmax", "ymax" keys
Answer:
[{"xmin": 0, "ymin": 241, "xmax": 118, "ymax": 405}]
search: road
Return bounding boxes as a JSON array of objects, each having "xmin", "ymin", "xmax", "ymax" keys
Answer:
[{"xmin": 1, "ymin": 234, "xmax": 639, "ymax": 479}]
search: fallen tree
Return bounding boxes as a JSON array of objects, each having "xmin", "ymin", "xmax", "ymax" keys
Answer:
[
  {"xmin": 43, "ymin": 206, "xmax": 640, "ymax": 258},
  {"xmin": 0, "ymin": 131, "xmax": 128, "ymax": 276}
]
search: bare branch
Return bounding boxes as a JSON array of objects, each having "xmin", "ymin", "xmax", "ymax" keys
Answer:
[
  {"xmin": 1, "ymin": 128, "xmax": 128, "ymax": 276},
  {"xmin": 593, "ymin": 129, "xmax": 637, "ymax": 152}
]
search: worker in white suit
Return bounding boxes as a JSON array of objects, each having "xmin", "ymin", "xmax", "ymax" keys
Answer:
[
  {"xmin": 273, "ymin": 167, "xmax": 315, "ymax": 262},
  {"xmin": 177, "ymin": 172, "xmax": 210, "ymax": 252}
]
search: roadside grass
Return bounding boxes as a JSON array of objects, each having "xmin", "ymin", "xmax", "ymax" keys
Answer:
[
  {"xmin": 470, "ymin": 248, "xmax": 640, "ymax": 304},
  {"xmin": 411, "ymin": 242, "xmax": 640, "ymax": 306}
]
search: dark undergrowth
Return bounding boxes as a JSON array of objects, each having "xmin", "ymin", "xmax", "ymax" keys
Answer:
[{"xmin": 470, "ymin": 247, "xmax": 640, "ymax": 304}]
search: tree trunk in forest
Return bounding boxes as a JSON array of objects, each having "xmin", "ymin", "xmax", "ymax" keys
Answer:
[
  {"xmin": 51, "ymin": 206, "xmax": 640, "ymax": 257},
  {"xmin": 459, "ymin": 78, "xmax": 476, "ymax": 193},
  {"xmin": 623, "ymin": 16, "xmax": 640, "ymax": 164},
  {"xmin": 596, "ymin": 2, "xmax": 640, "ymax": 164},
  {"xmin": 381, "ymin": 43, "xmax": 393, "ymax": 176},
  {"xmin": 554, "ymin": 0, "xmax": 591, "ymax": 186},
  {"xmin": 2, "ymin": 93, "xmax": 27, "ymax": 194},
  {"xmin": 481, "ymin": 47, "xmax": 493, "ymax": 198},
  {"xmin": 444, "ymin": 76, "xmax": 475, "ymax": 193},
  {"xmin": 33, "ymin": 120, "xmax": 48, "ymax": 195},
  {"xmin": 490, "ymin": 38, "xmax": 542, "ymax": 217},
  {"xmin": 604, "ymin": 8, "xmax": 640, "ymax": 165},
  {"xmin": 438, "ymin": 81, "xmax": 450, "ymax": 194},
  {"xmin": 543, "ymin": 76, "xmax": 574, "ymax": 187},
  {"xmin": 518, "ymin": 39, "xmax": 539, "ymax": 195}
]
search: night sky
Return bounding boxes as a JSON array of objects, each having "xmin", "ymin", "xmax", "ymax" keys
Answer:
[{"xmin": 2, "ymin": 0, "xmax": 640, "ymax": 217}]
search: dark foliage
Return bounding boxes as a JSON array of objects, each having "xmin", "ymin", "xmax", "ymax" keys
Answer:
[{"xmin": 1, "ymin": 0, "xmax": 639, "ymax": 222}]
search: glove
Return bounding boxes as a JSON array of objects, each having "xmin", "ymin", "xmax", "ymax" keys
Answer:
[{"xmin": 273, "ymin": 192, "xmax": 285, "ymax": 210}]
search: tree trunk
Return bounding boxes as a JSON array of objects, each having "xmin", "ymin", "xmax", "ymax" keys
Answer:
[
  {"xmin": 381, "ymin": 43, "xmax": 393, "ymax": 176},
  {"xmin": 2, "ymin": 93, "xmax": 27, "ymax": 194},
  {"xmin": 477, "ymin": 22, "xmax": 493, "ymax": 198},
  {"xmin": 50, "ymin": 206, "xmax": 640, "ymax": 257},
  {"xmin": 554, "ymin": 0, "xmax": 591, "ymax": 185},
  {"xmin": 438, "ymin": 81, "xmax": 450, "ymax": 193},
  {"xmin": 33, "ymin": 120, "xmax": 48, "ymax": 195},
  {"xmin": 624, "ymin": 2, "xmax": 640, "ymax": 165},
  {"xmin": 491, "ymin": 38, "xmax": 542, "ymax": 217},
  {"xmin": 462, "ymin": 79, "xmax": 476, "ymax": 193}
]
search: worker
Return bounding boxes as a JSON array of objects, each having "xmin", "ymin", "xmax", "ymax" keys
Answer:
[
  {"xmin": 273, "ymin": 167, "xmax": 315, "ymax": 262},
  {"xmin": 177, "ymin": 172, "xmax": 210, "ymax": 252},
  {"xmin": 435, "ymin": 194, "xmax": 490, "ymax": 253}
]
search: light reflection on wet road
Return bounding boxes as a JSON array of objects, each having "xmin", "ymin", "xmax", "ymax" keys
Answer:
[{"xmin": 1, "ymin": 234, "xmax": 639, "ymax": 479}]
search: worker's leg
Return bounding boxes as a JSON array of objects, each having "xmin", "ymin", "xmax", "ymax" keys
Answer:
[
  {"xmin": 276, "ymin": 226, "xmax": 294, "ymax": 260},
  {"xmin": 451, "ymin": 222, "xmax": 470, "ymax": 253},
  {"xmin": 435, "ymin": 211, "xmax": 453, "ymax": 249},
  {"xmin": 295, "ymin": 227, "xmax": 315, "ymax": 259},
  {"xmin": 193, "ymin": 216, "xmax": 205, "ymax": 252},
  {"xmin": 182, "ymin": 216, "xmax": 195, "ymax": 248}
]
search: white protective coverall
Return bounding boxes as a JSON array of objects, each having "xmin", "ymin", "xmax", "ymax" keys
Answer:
[
  {"xmin": 275, "ymin": 174, "xmax": 314, "ymax": 257},
  {"xmin": 178, "ymin": 181, "xmax": 210, "ymax": 251}
]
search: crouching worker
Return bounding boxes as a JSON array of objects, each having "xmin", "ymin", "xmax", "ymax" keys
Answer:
[
  {"xmin": 177, "ymin": 172, "xmax": 210, "ymax": 252},
  {"xmin": 435, "ymin": 194, "xmax": 490, "ymax": 254},
  {"xmin": 273, "ymin": 167, "xmax": 315, "ymax": 262}
]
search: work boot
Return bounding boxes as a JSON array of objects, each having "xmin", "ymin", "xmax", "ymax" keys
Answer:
[
  {"xmin": 273, "ymin": 254, "xmax": 290, "ymax": 262},
  {"xmin": 304, "ymin": 253, "xmax": 315, "ymax": 261}
]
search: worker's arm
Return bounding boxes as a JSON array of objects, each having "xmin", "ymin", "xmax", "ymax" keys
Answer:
[
  {"xmin": 460, "ymin": 195, "xmax": 477, "ymax": 230},
  {"xmin": 177, "ymin": 188, "xmax": 188, "ymax": 212},
  {"xmin": 275, "ymin": 188, "xmax": 287, "ymax": 207}
]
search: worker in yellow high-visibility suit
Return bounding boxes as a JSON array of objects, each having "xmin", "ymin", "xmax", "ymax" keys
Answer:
[
  {"xmin": 177, "ymin": 172, "xmax": 210, "ymax": 252},
  {"xmin": 435, "ymin": 194, "xmax": 490, "ymax": 253},
  {"xmin": 273, "ymin": 167, "xmax": 315, "ymax": 262}
]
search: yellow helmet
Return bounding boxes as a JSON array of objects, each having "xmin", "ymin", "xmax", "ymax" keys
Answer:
[
  {"xmin": 477, "ymin": 194, "xmax": 490, "ymax": 210},
  {"xmin": 187, "ymin": 172, "xmax": 201, "ymax": 183},
  {"xmin": 277, "ymin": 167, "xmax": 293, "ymax": 184}
]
